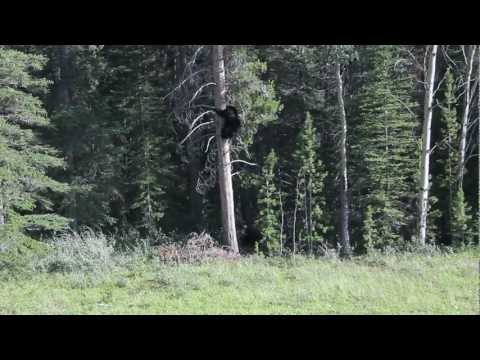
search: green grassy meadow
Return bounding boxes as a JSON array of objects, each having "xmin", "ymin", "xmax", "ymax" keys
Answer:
[{"xmin": 0, "ymin": 248, "xmax": 478, "ymax": 315}]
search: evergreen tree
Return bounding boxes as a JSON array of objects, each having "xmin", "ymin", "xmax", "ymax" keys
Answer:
[
  {"xmin": 98, "ymin": 45, "xmax": 175, "ymax": 237},
  {"xmin": 450, "ymin": 188, "xmax": 474, "ymax": 245},
  {"xmin": 292, "ymin": 112, "xmax": 329, "ymax": 254},
  {"xmin": 362, "ymin": 205, "xmax": 377, "ymax": 250},
  {"xmin": 435, "ymin": 68, "xmax": 460, "ymax": 242},
  {"xmin": 434, "ymin": 67, "xmax": 475, "ymax": 245},
  {"xmin": 0, "ymin": 47, "xmax": 69, "ymax": 246},
  {"xmin": 47, "ymin": 45, "xmax": 120, "ymax": 231},
  {"xmin": 351, "ymin": 45, "xmax": 419, "ymax": 248},
  {"xmin": 256, "ymin": 149, "xmax": 282, "ymax": 255}
]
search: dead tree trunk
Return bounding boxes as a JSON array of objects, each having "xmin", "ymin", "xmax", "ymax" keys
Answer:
[
  {"xmin": 477, "ymin": 47, "xmax": 480, "ymax": 244},
  {"xmin": 418, "ymin": 45, "xmax": 438, "ymax": 245},
  {"xmin": 175, "ymin": 46, "xmax": 203, "ymax": 231},
  {"xmin": 57, "ymin": 46, "xmax": 73, "ymax": 107},
  {"xmin": 211, "ymin": 45, "xmax": 239, "ymax": 253},
  {"xmin": 335, "ymin": 62, "xmax": 352, "ymax": 255},
  {"xmin": 0, "ymin": 198, "xmax": 5, "ymax": 226},
  {"xmin": 457, "ymin": 45, "xmax": 477, "ymax": 188},
  {"xmin": 52, "ymin": 45, "xmax": 78, "ymax": 230}
]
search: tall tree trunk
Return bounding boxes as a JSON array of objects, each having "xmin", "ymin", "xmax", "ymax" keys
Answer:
[
  {"xmin": 53, "ymin": 45, "xmax": 78, "ymax": 229},
  {"xmin": 418, "ymin": 45, "xmax": 438, "ymax": 245},
  {"xmin": 477, "ymin": 47, "xmax": 480, "ymax": 244},
  {"xmin": 279, "ymin": 185, "xmax": 284, "ymax": 255},
  {"xmin": 335, "ymin": 62, "xmax": 352, "ymax": 255},
  {"xmin": 211, "ymin": 45, "xmax": 239, "ymax": 253},
  {"xmin": 292, "ymin": 177, "xmax": 300, "ymax": 256},
  {"xmin": 53, "ymin": 45, "xmax": 73, "ymax": 110},
  {"xmin": 457, "ymin": 45, "xmax": 477, "ymax": 188},
  {"xmin": 0, "ymin": 199, "xmax": 5, "ymax": 226}
]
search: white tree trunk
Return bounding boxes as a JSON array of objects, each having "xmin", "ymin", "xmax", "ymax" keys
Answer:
[
  {"xmin": 0, "ymin": 199, "xmax": 4, "ymax": 226},
  {"xmin": 292, "ymin": 178, "xmax": 300, "ymax": 256},
  {"xmin": 335, "ymin": 62, "xmax": 351, "ymax": 255},
  {"xmin": 477, "ymin": 47, "xmax": 480, "ymax": 244},
  {"xmin": 418, "ymin": 45, "xmax": 438, "ymax": 245},
  {"xmin": 211, "ymin": 45, "xmax": 239, "ymax": 253},
  {"xmin": 457, "ymin": 45, "xmax": 477, "ymax": 188},
  {"xmin": 279, "ymin": 187, "xmax": 284, "ymax": 255}
]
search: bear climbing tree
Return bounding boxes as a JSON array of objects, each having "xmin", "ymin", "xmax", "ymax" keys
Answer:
[
  {"xmin": 212, "ymin": 45, "xmax": 239, "ymax": 253},
  {"xmin": 216, "ymin": 105, "xmax": 241, "ymax": 139}
]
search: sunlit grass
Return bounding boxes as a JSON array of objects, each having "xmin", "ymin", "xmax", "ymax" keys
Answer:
[{"xmin": 0, "ymin": 248, "xmax": 478, "ymax": 315}]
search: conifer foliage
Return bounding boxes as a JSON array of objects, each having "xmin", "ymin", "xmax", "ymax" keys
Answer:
[
  {"xmin": 292, "ymin": 112, "xmax": 329, "ymax": 254},
  {"xmin": 0, "ymin": 47, "xmax": 69, "ymax": 244},
  {"xmin": 351, "ymin": 46, "xmax": 419, "ymax": 248}
]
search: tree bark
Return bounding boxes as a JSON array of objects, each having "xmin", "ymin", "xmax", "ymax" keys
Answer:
[
  {"xmin": 52, "ymin": 46, "xmax": 78, "ymax": 229},
  {"xmin": 279, "ymin": 186, "xmax": 284, "ymax": 255},
  {"xmin": 292, "ymin": 177, "xmax": 300, "ymax": 256},
  {"xmin": 52, "ymin": 45, "xmax": 73, "ymax": 111},
  {"xmin": 0, "ymin": 199, "xmax": 5, "ymax": 226},
  {"xmin": 211, "ymin": 45, "xmax": 239, "ymax": 253},
  {"xmin": 335, "ymin": 62, "xmax": 352, "ymax": 255},
  {"xmin": 477, "ymin": 47, "xmax": 480, "ymax": 244},
  {"xmin": 418, "ymin": 45, "xmax": 438, "ymax": 245},
  {"xmin": 457, "ymin": 45, "xmax": 477, "ymax": 188}
]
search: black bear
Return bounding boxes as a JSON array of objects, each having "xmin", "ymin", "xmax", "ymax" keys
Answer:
[
  {"xmin": 239, "ymin": 225, "xmax": 263, "ymax": 254},
  {"xmin": 215, "ymin": 106, "xmax": 241, "ymax": 139}
]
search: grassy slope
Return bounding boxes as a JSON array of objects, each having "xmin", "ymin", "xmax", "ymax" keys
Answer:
[{"xmin": 0, "ymin": 249, "xmax": 478, "ymax": 315}]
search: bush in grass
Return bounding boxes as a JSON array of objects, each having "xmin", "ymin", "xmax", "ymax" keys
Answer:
[
  {"xmin": 36, "ymin": 230, "xmax": 116, "ymax": 274},
  {"xmin": 0, "ymin": 226, "xmax": 49, "ymax": 275},
  {"xmin": 155, "ymin": 232, "xmax": 240, "ymax": 265}
]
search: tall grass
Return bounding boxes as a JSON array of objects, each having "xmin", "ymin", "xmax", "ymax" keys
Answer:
[
  {"xmin": 1, "ymin": 230, "xmax": 477, "ymax": 314},
  {"xmin": 34, "ymin": 230, "xmax": 116, "ymax": 274},
  {"xmin": 0, "ymin": 246, "xmax": 477, "ymax": 315}
]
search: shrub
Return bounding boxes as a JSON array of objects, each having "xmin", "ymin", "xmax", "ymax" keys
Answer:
[
  {"xmin": 154, "ymin": 232, "xmax": 240, "ymax": 265},
  {"xmin": 0, "ymin": 226, "xmax": 49, "ymax": 274},
  {"xmin": 35, "ymin": 230, "xmax": 116, "ymax": 274}
]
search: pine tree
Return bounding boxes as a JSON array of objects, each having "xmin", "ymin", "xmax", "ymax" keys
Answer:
[
  {"xmin": 256, "ymin": 149, "xmax": 282, "ymax": 255},
  {"xmin": 99, "ymin": 46, "xmax": 174, "ymax": 237},
  {"xmin": 435, "ymin": 68, "xmax": 460, "ymax": 242},
  {"xmin": 0, "ymin": 47, "xmax": 69, "ymax": 247},
  {"xmin": 352, "ymin": 46, "xmax": 419, "ymax": 248},
  {"xmin": 125, "ymin": 75, "xmax": 173, "ymax": 237},
  {"xmin": 47, "ymin": 45, "xmax": 121, "ymax": 231},
  {"xmin": 292, "ymin": 112, "xmax": 329, "ymax": 254},
  {"xmin": 433, "ymin": 67, "xmax": 475, "ymax": 245},
  {"xmin": 362, "ymin": 205, "xmax": 377, "ymax": 250},
  {"xmin": 450, "ymin": 188, "xmax": 473, "ymax": 245}
]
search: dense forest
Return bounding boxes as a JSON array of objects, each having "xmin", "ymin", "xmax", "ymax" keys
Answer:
[{"xmin": 0, "ymin": 45, "xmax": 479, "ymax": 263}]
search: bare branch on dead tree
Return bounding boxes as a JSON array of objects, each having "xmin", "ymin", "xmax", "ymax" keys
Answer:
[
  {"xmin": 229, "ymin": 160, "xmax": 258, "ymax": 167},
  {"xmin": 188, "ymin": 82, "xmax": 216, "ymax": 107},
  {"xmin": 204, "ymin": 136, "xmax": 215, "ymax": 153},
  {"xmin": 190, "ymin": 110, "xmax": 215, "ymax": 130},
  {"xmin": 163, "ymin": 69, "xmax": 207, "ymax": 101},
  {"xmin": 180, "ymin": 121, "xmax": 214, "ymax": 145}
]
